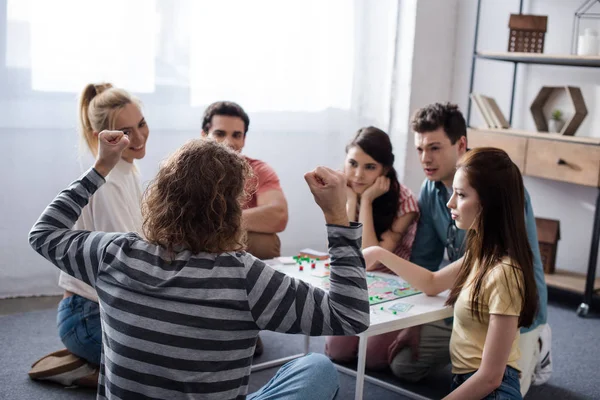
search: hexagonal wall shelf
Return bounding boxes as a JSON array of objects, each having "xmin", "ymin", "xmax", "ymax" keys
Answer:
[{"xmin": 530, "ymin": 86, "xmax": 587, "ymax": 136}]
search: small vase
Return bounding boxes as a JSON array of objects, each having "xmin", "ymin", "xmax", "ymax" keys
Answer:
[{"xmin": 548, "ymin": 119, "xmax": 564, "ymax": 133}]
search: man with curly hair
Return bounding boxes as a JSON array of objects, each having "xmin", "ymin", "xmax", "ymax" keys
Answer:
[{"xmin": 29, "ymin": 133, "xmax": 369, "ymax": 400}]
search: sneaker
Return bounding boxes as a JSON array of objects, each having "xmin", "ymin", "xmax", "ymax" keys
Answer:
[{"xmin": 532, "ymin": 324, "xmax": 552, "ymax": 386}]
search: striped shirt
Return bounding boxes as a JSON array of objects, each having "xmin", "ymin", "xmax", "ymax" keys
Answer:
[{"xmin": 29, "ymin": 168, "xmax": 370, "ymax": 400}]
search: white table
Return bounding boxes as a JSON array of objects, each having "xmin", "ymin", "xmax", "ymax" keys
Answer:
[{"xmin": 251, "ymin": 258, "xmax": 453, "ymax": 400}]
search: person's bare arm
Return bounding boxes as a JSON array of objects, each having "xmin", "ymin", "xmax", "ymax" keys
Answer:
[
  {"xmin": 358, "ymin": 198, "xmax": 378, "ymax": 248},
  {"xmin": 358, "ymin": 176, "xmax": 392, "ymax": 248},
  {"xmin": 346, "ymin": 186, "xmax": 358, "ymax": 222},
  {"xmin": 363, "ymin": 247, "xmax": 463, "ymax": 296},
  {"xmin": 243, "ymin": 189, "xmax": 288, "ymax": 233},
  {"xmin": 379, "ymin": 212, "xmax": 418, "ymax": 252},
  {"xmin": 365, "ymin": 212, "xmax": 418, "ymax": 271},
  {"xmin": 444, "ymin": 315, "xmax": 519, "ymax": 400}
]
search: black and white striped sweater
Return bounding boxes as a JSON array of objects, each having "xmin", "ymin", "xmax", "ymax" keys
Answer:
[{"xmin": 29, "ymin": 168, "xmax": 370, "ymax": 400}]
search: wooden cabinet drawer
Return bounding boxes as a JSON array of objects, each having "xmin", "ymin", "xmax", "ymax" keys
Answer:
[
  {"xmin": 524, "ymin": 139, "xmax": 600, "ymax": 187},
  {"xmin": 468, "ymin": 130, "xmax": 527, "ymax": 172}
]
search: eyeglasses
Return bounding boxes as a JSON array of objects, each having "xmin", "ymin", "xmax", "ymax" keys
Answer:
[{"xmin": 446, "ymin": 220, "xmax": 461, "ymax": 261}]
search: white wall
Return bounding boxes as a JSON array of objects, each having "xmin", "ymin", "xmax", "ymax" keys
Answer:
[
  {"xmin": 0, "ymin": 0, "xmax": 399, "ymax": 298},
  {"xmin": 400, "ymin": 0, "xmax": 459, "ymax": 193},
  {"xmin": 450, "ymin": 0, "xmax": 600, "ymax": 275}
]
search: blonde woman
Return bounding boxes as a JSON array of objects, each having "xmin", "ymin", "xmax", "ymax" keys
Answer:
[{"xmin": 56, "ymin": 83, "xmax": 148, "ymax": 367}]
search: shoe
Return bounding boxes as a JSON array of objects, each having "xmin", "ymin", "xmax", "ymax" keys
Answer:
[
  {"xmin": 29, "ymin": 348, "xmax": 98, "ymax": 388},
  {"xmin": 532, "ymin": 324, "xmax": 552, "ymax": 386},
  {"xmin": 254, "ymin": 335, "xmax": 264, "ymax": 357}
]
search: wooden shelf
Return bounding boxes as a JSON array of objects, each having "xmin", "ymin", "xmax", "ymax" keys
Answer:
[
  {"xmin": 476, "ymin": 51, "xmax": 600, "ymax": 68},
  {"xmin": 468, "ymin": 127, "xmax": 600, "ymax": 146},
  {"xmin": 545, "ymin": 270, "xmax": 600, "ymax": 294}
]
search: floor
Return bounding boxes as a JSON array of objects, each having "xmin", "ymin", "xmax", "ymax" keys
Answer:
[{"xmin": 1, "ymin": 290, "xmax": 599, "ymax": 399}]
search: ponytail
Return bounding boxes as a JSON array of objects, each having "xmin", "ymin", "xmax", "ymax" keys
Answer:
[{"xmin": 78, "ymin": 83, "xmax": 135, "ymax": 157}]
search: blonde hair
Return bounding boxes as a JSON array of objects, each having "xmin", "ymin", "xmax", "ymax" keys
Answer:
[
  {"xmin": 142, "ymin": 139, "xmax": 253, "ymax": 254},
  {"xmin": 78, "ymin": 83, "xmax": 139, "ymax": 156}
]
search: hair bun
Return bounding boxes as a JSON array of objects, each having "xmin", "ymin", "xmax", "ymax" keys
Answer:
[{"xmin": 93, "ymin": 83, "xmax": 114, "ymax": 96}]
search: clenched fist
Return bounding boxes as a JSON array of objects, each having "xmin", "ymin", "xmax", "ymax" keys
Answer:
[
  {"xmin": 94, "ymin": 130, "xmax": 130, "ymax": 177},
  {"xmin": 304, "ymin": 166, "xmax": 349, "ymax": 226}
]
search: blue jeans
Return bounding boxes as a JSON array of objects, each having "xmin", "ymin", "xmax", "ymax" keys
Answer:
[
  {"xmin": 451, "ymin": 366, "xmax": 522, "ymax": 400},
  {"xmin": 248, "ymin": 353, "xmax": 339, "ymax": 400},
  {"xmin": 56, "ymin": 295, "xmax": 102, "ymax": 365}
]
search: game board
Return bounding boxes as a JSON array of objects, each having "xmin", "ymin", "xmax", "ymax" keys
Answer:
[
  {"xmin": 273, "ymin": 256, "xmax": 422, "ymax": 306},
  {"xmin": 314, "ymin": 272, "xmax": 421, "ymax": 306}
]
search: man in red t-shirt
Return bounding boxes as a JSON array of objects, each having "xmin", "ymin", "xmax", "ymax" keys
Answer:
[
  {"xmin": 201, "ymin": 101, "xmax": 289, "ymax": 357},
  {"xmin": 200, "ymin": 101, "xmax": 288, "ymax": 261}
]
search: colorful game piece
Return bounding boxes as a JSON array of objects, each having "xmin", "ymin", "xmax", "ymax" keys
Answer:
[
  {"xmin": 392, "ymin": 311, "xmax": 397, "ymax": 315},
  {"xmin": 311, "ymin": 263, "xmax": 316, "ymax": 269},
  {"xmin": 299, "ymin": 265, "xmax": 304, "ymax": 271},
  {"xmin": 325, "ymin": 263, "xmax": 330, "ymax": 268}
]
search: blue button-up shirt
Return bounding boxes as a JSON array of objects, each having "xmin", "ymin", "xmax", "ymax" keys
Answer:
[{"xmin": 409, "ymin": 179, "xmax": 548, "ymax": 332}]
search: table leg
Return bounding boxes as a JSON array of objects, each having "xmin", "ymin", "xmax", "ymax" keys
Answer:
[
  {"xmin": 303, "ymin": 334, "xmax": 310, "ymax": 354},
  {"xmin": 354, "ymin": 333, "xmax": 368, "ymax": 400},
  {"xmin": 579, "ymin": 187, "xmax": 600, "ymax": 317}
]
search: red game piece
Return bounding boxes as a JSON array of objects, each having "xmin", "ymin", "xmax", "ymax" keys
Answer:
[
  {"xmin": 311, "ymin": 263, "xmax": 316, "ymax": 269},
  {"xmin": 299, "ymin": 265, "xmax": 304, "ymax": 271}
]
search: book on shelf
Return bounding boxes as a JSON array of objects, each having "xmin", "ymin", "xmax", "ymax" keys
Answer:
[
  {"xmin": 470, "ymin": 93, "xmax": 510, "ymax": 129},
  {"xmin": 482, "ymin": 95, "xmax": 510, "ymax": 129}
]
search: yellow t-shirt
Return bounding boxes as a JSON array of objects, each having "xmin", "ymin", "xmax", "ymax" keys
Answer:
[{"xmin": 450, "ymin": 258, "xmax": 524, "ymax": 374}]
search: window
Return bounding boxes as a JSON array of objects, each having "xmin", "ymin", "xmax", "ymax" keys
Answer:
[
  {"xmin": 5, "ymin": 0, "xmax": 355, "ymax": 112},
  {"xmin": 189, "ymin": 0, "xmax": 354, "ymax": 112}
]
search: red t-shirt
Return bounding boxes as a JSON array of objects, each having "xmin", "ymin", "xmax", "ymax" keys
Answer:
[{"xmin": 243, "ymin": 156, "xmax": 282, "ymax": 209}]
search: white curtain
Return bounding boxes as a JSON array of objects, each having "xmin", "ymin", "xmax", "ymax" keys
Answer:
[
  {"xmin": 6, "ymin": 0, "xmax": 355, "ymax": 114},
  {"xmin": 1, "ymin": 0, "xmax": 401, "ymax": 297},
  {"xmin": 189, "ymin": 0, "xmax": 354, "ymax": 112}
]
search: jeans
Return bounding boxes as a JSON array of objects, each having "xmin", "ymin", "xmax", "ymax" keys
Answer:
[
  {"xmin": 248, "ymin": 353, "xmax": 339, "ymax": 400},
  {"xmin": 451, "ymin": 366, "xmax": 522, "ymax": 400},
  {"xmin": 56, "ymin": 294, "xmax": 102, "ymax": 366}
]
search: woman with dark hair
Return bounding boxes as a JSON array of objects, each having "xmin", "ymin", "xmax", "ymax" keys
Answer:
[
  {"xmin": 363, "ymin": 147, "xmax": 539, "ymax": 399},
  {"xmin": 325, "ymin": 126, "xmax": 419, "ymax": 370}
]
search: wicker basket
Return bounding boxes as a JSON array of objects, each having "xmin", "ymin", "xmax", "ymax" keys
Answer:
[{"xmin": 508, "ymin": 14, "xmax": 548, "ymax": 53}]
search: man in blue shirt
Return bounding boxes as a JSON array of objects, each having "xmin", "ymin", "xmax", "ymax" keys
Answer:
[{"xmin": 388, "ymin": 103, "xmax": 551, "ymax": 395}]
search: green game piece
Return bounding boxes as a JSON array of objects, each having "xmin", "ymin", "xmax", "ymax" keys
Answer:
[
  {"xmin": 369, "ymin": 297, "xmax": 373, "ymax": 301},
  {"xmin": 393, "ymin": 311, "xmax": 397, "ymax": 315},
  {"xmin": 380, "ymin": 306, "xmax": 384, "ymax": 311}
]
